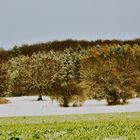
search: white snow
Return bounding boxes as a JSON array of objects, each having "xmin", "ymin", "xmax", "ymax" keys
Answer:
[{"xmin": 0, "ymin": 96, "xmax": 140, "ymax": 117}]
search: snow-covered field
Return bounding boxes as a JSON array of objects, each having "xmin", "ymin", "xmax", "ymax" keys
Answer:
[{"xmin": 0, "ymin": 96, "xmax": 140, "ymax": 117}]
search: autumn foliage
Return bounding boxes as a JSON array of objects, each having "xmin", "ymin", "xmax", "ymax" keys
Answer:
[{"xmin": 1, "ymin": 39, "xmax": 140, "ymax": 106}]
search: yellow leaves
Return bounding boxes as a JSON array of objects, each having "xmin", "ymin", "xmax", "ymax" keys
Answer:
[
  {"xmin": 125, "ymin": 46, "xmax": 136, "ymax": 59},
  {"xmin": 101, "ymin": 46, "xmax": 110, "ymax": 58},
  {"xmin": 126, "ymin": 46, "xmax": 140, "ymax": 57},
  {"xmin": 127, "ymin": 46, "xmax": 133, "ymax": 54},
  {"xmin": 135, "ymin": 47, "xmax": 140, "ymax": 56},
  {"xmin": 101, "ymin": 45, "xmax": 110, "ymax": 54}
]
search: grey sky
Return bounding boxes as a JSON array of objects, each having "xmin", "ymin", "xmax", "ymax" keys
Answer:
[{"xmin": 0, "ymin": 0, "xmax": 140, "ymax": 49}]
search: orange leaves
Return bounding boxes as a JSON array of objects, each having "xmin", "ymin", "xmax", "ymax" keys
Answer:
[
  {"xmin": 90, "ymin": 45, "xmax": 140, "ymax": 59},
  {"xmin": 90, "ymin": 48, "xmax": 100, "ymax": 58},
  {"xmin": 90, "ymin": 46, "xmax": 111, "ymax": 58}
]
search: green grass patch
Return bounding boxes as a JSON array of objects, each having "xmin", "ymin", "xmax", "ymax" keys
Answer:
[{"xmin": 0, "ymin": 113, "xmax": 140, "ymax": 140}]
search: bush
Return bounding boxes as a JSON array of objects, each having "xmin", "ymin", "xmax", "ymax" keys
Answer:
[
  {"xmin": 51, "ymin": 80, "xmax": 86, "ymax": 107},
  {"xmin": 0, "ymin": 98, "xmax": 9, "ymax": 104}
]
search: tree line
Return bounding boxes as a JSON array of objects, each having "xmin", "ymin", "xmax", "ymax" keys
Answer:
[
  {"xmin": 0, "ymin": 40, "xmax": 140, "ymax": 107},
  {"xmin": 1, "ymin": 39, "xmax": 140, "ymax": 61}
]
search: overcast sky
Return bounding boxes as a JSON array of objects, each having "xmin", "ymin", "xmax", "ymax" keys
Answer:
[{"xmin": 0, "ymin": 0, "xmax": 140, "ymax": 49}]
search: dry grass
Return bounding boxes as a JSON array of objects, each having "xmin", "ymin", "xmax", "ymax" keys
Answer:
[{"xmin": 0, "ymin": 98, "xmax": 9, "ymax": 104}]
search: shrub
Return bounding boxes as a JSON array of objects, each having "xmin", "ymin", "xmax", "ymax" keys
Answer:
[
  {"xmin": 51, "ymin": 80, "xmax": 86, "ymax": 107},
  {"xmin": 0, "ymin": 98, "xmax": 9, "ymax": 104}
]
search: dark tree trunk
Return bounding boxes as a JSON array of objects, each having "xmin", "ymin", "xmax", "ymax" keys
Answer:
[
  {"xmin": 37, "ymin": 92, "xmax": 43, "ymax": 101},
  {"xmin": 64, "ymin": 102, "xmax": 69, "ymax": 107},
  {"xmin": 63, "ymin": 99, "xmax": 69, "ymax": 107}
]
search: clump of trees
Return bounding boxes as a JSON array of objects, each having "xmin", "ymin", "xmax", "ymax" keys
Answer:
[
  {"xmin": 0, "ymin": 40, "xmax": 140, "ymax": 106},
  {"xmin": 2, "ymin": 49, "xmax": 87, "ymax": 106},
  {"xmin": 82, "ymin": 44, "xmax": 140, "ymax": 105}
]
